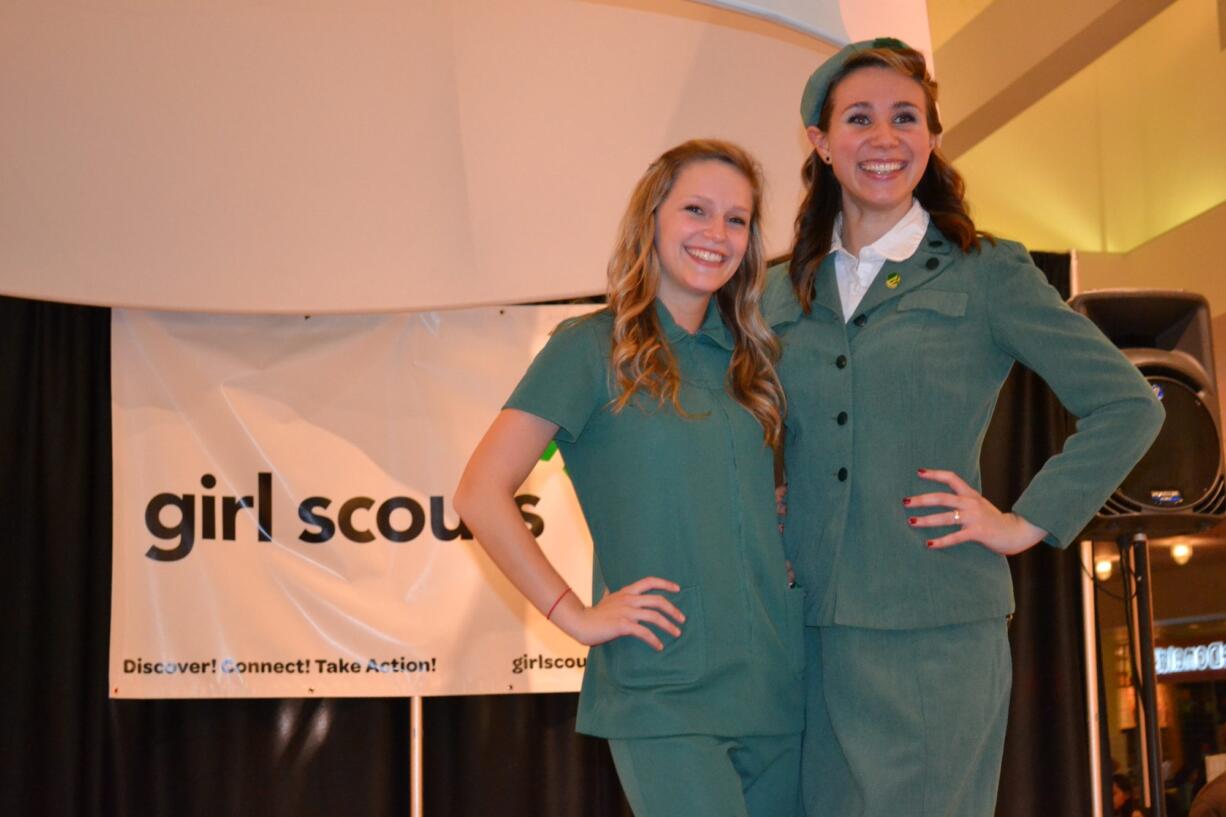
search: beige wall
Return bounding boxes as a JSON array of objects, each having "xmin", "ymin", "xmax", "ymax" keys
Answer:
[
  {"xmin": 1079, "ymin": 200, "xmax": 1226, "ymax": 315},
  {"xmin": 951, "ymin": 0, "xmax": 1226, "ymax": 255},
  {"xmin": 1079, "ymin": 199, "xmax": 1226, "ymax": 451}
]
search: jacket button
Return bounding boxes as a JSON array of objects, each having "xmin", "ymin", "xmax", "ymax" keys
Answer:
[
  {"xmin": 835, "ymin": 354, "xmax": 848, "ymax": 369},
  {"xmin": 837, "ymin": 411, "xmax": 848, "ymax": 425},
  {"xmin": 928, "ymin": 239, "xmax": 943, "ymax": 247},
  {"xmin": 837, "ymin": 467, "xmax": 848, "ymax": 481},
  {"xmin": 925, "ymin": 257, "xmax": 939, "ymax": 270},
  {"xmin": 853, "ymin": 314, "xmax": 867, "ymax": 327}
]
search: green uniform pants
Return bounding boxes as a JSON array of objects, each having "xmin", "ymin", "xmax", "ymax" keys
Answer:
[
  {"xmin": 608, "ymin": 732, "xmax": 803, "ymax": 817},
  {"xmin": 803, "ymin": 619, "xmax": 1011, "ymax": 817}
]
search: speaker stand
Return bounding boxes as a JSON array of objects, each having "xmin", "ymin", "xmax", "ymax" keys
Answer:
[{"xmin": 1119, "ymin": 531, "xmax": 1165, "ymax": 817}]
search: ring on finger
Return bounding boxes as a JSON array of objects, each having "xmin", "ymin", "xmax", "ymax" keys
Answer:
[{"xmin": 953, "ymin": 510, "xmax": 961, "ymax": 524}]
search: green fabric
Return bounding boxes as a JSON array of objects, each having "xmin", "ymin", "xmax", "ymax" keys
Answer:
[
  {"xmin": 505, "ymin": 299, "xmax": 805, "ymax": 738},
  {"xmin": 609, "ymin": 732, "xmax": 802, "ymax": 817},
  {"xmin": 802, "ymin": 621, "xmax": 1011, "ymax": 817},
  {"xmin": 799, "ymin": 36, "xmax": 913, "ymax": 126},
  {"xmin": 763, "ymin": 227, "xmax": 1164, "ymax": 628}
]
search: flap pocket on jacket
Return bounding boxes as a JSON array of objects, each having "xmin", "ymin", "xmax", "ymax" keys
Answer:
[
  {"xmin": 897, "ymin": 290, "xmax": 968, "ymax": 317},
  {"xmin": 602, "ymin": 585, "xmax": 706, "ymax": 689}
]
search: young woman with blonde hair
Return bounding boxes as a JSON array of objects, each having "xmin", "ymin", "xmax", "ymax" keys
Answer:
[{"xmin": 456, "ymin": 139, "xmax": 804, "ymax": 817}]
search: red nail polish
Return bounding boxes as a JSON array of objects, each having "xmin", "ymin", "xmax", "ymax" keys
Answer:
[
  {"xmin": 902, "ymin": 497, "xmax": 911, "ymax": 506},
  {"xmin": 917, "ymin": 468, "xmax": 927, "ymax": 475},
  {"xmin": 926, "ymin": 540, "xmax": 935, "ymax": 548},
  {"xmin": 908, "ymin": 517, "xmax": 917, "ymax": 525}
]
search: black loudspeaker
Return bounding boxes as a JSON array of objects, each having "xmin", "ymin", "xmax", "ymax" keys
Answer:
[{"xmin": 1070, "ymin": 290, "xmax": 1226, "ymax": 537}]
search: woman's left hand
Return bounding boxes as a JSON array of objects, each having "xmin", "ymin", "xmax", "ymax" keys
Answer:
[{"xmin": 904, "ymin": 468, "xmax": 1047, "ymax": 556}]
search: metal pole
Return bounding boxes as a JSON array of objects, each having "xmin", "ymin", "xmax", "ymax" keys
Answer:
[
  {"xmin": 411, "ymin": 695, "xmax": 423, "ymax": 817},
  {"xmin": 1123, "ymin": 532, "xmax": 1164, "ymax": 817},
  {"xmin": 1081, "ymin": 540, "xmax": 1104, "ymax": 817}
]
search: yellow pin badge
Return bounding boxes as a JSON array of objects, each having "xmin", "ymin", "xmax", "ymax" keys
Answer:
[{"xmin": 885, "ymin": 273, "xmax": 902, "ymax": 289}]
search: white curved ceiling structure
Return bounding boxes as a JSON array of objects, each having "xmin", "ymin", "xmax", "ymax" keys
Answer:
[{"xmin": 0, "ymin": 0, "xmax": 932, "ymax": 313}]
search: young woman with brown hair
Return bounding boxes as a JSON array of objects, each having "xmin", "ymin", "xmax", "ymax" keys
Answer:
[{"xmin": 764, "ymin": 39, "xmax": 1164, "ymax": 817}]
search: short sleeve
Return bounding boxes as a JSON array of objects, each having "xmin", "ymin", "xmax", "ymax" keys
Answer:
[{"xmin": 504, "ymin": 315, "xmax": 609, "ymax": 443}]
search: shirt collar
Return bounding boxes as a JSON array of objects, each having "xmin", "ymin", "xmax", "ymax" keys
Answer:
[
  {"xmin": 653, "ymin": 297, "xmax": 735, "ymax": 351},
  {"xmin": 831, "ymin": 199, "xmax": 930, "ymax": 267}
]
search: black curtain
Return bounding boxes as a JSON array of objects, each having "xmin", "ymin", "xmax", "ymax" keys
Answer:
[
  {"xmin": 1, "ymin": 297, "xmax": 115, "ymax": 815},
  {"xmin": 1, "ymin": 270, "xmax": 1089, "ymax": 815}
]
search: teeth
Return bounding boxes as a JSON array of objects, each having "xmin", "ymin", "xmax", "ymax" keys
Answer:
[
  {"xmin": 861, "ymin": 161, "xmax": 904, "ymax": 173},
  {"xmin": 687, "ymin": 248, "xmax": 725, "ymax": 263}
]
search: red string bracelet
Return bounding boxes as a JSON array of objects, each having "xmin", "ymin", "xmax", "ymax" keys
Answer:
[{"xmin": 546, "ymin": 587, "xmax": 573, "ymax": 621}]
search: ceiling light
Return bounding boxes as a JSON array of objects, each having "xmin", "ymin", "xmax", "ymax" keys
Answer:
[
  {"xmin": 1171, "ymin": 543, "xmax": 1193, "ymax": 566},
  {"xmin": 1095, "ymin": 558, "xmax": 1114, "ymax": 580}
]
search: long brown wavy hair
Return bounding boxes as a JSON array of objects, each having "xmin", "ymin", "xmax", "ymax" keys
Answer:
[
  {"xmin": 789, "ymin": 44, "xmax": 993, "ymax": 312},
  {"xmin": 603, "ymin": 139, "xmax": 785, "ymax": 448}
]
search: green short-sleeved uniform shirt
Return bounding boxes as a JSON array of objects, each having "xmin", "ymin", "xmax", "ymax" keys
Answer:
[{"xmin": 505, "ymin": 299, "xmax": 805, "ymax": 740}]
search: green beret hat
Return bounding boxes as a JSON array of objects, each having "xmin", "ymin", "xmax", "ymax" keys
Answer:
[{"xmin": 800, "ymin": 36, "xmax": 912, "ymax": 127}]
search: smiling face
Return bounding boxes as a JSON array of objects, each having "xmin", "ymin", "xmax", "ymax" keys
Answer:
[
  {"xmin": 808, "ymin": 65, "xmax": 937, "ymax": 225},
  {"xmin": 652, "ymin": 158, "xmax": 753, "ymax": 317}
]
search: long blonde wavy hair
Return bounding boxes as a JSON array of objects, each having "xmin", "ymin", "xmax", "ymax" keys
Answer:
[{"xmin": 604, "ymin": 139, "xmax": 785, "ymax": 448}]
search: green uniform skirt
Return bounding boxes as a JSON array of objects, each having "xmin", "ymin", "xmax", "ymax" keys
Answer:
[{"xmin": 803, "ymin": 619, "xmax": 1011, "ymax": 817}]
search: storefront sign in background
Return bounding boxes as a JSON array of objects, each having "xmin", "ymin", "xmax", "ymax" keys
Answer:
[{"xmin": 1154, "ymin": 639, "xmax": 1226, "ymax": 682}]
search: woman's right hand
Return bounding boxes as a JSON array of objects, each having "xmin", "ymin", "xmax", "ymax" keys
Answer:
[{"xmin": 552, "ymin": 577, "xmax": 686, "ymax": 651}]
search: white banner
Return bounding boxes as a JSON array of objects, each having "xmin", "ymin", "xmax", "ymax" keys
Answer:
[{"xmin": 110, "ymin": 305, "xmax": 596, "ymax": 699}]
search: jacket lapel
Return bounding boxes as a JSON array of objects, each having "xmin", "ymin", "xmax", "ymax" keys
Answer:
[
  {"xmin": 809, "ymin": 253, "xmax": 843, "ymax": 321},
  {"xmin": 852, "ymin": 225, "xmax": 955, "ymax": 319},
  {"xmin": 763, "ymin": 259, "xmax": 840, "ymax": 328}
]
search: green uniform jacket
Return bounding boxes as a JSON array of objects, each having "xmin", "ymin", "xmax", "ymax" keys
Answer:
[
  {"xmin": 763, "ymin": 228, "xmax": 1164, "ymax": 629},
  {"xmin": 505, "ymin": 302, "xmax": 805, "ymax": 738}
]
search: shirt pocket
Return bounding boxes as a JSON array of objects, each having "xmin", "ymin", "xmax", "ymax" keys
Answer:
[
  {"xmin": 890, "ymin": 289, "xmax": 974, "ymax": 411},
  {"xmin": 601, "ymin": 585, "xmax": 706, "ymax": 689},
  {"xmin": 896, "ymin": 289, "xmax": 969, "ymax": 317}
]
